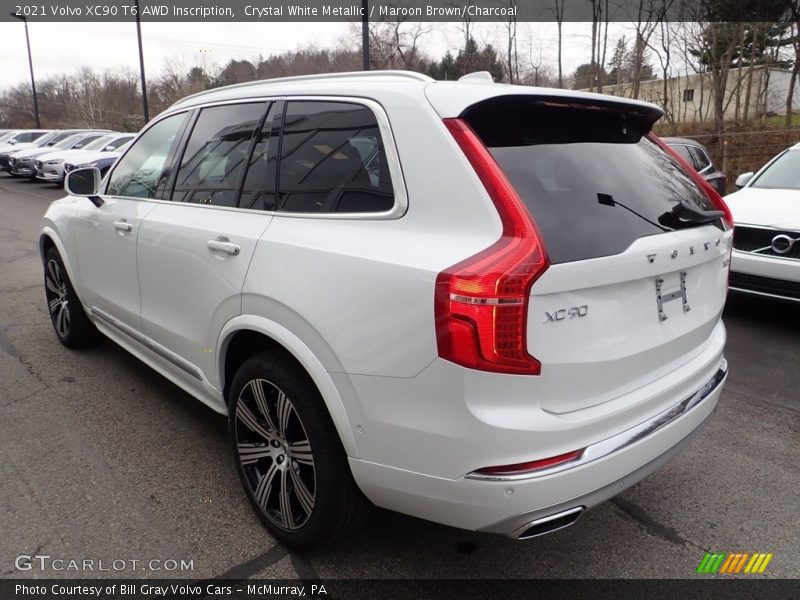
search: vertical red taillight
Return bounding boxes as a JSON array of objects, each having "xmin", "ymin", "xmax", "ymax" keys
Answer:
[{"xmin": 436, "ymin": 119, "xmax": 549, "ymax": 375}]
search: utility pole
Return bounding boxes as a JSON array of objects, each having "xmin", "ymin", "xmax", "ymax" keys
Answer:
[
  {"xmin": 10, "ymin": 13, "xmax": 40, "ymax": 128},
  {"xmin": 362, "ymin": 0, "xmax": 369, "ymax": 70},
  {"xmin": 134, "ymin": 0, "xmax": 149, "ymax": 122}
]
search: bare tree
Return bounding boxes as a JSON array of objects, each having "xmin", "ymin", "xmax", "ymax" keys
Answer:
[
  {"xmin": 368, "ymin": 18, "xmax": 431, "ymax": 70},
  {"xmin": 647, "ymin": 20, "xmax": 676, "ymax": 127},
  {"xmin": 502, "ymin": 0, "xmax": 519, "ymax": 83},
  {"xmin": 626, "ymin": 0, "xmax": 670, "ymax": 99},
  {"xmin": 786, "ymin": 7, "xmax": 800, "ymax": 127}
]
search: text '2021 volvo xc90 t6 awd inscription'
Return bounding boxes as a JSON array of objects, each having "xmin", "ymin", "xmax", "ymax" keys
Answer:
[{"xmin": 41, "ymin": 71, "xmax": 732, "ymax": 548}]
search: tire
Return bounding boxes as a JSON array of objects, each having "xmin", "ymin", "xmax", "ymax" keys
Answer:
[
  {"xmin": 43, "ymin": 247, "xmax": 99, "ymax": 348},
  {"xmin": 228, "ymin": 353, "xmax": 368, "ymax": 549}
]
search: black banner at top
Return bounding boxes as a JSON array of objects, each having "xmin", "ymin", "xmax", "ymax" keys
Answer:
[{"xmin": 3, "ymin": 0, "xmax": 797, "ymax": 22}]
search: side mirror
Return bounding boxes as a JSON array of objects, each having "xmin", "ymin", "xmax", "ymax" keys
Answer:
[
  {"xmin": 104, "ymin": 145, "xmax": 115, "ymax": 152},
  {"xmin": 735, "ymin": 172, "xmax": 754, "ymax": 189},
  {"xmin": 65, "ymin": 167, "xmax": 103, "ymax": 206},
  {"xmin": 8, "ymin": 139, "xmax": 17, "ymax": 145}
]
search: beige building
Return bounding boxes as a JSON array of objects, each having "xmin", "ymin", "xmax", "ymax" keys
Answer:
[{"xmin": 581, "ymin": 66, "xmax": 800, "ymax": 124}]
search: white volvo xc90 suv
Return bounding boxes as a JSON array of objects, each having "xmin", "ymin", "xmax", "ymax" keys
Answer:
[{"xmin": 40, "ymin": 71, "xmax": 732, "ymax": 548}]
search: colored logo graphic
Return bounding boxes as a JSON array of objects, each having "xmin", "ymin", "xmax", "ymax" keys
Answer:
[{"xmin": 697, "ymin": 552, "xmax": 773, "ymax": 574}]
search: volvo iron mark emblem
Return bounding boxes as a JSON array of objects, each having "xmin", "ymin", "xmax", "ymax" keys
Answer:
[{"xmin": 771, "ymin": 234, "xmax": 797, "ymax": 255}]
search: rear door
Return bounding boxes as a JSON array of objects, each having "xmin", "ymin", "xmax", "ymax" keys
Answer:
[
  {"xmin": 136, "ymin": 101, "xmax": 276, "ymax": 385},
  {"xmin": 461, "ymin": 96, "xmax": 732, "ymax": 413}
]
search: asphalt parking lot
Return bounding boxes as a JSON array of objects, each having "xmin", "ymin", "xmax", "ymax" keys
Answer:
[{"xmin": 0, "ymin": 174, "xmax": 798, "ymax": 581}]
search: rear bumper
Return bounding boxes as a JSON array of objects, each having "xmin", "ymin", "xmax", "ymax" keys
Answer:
[
  {"xmin": 349, "ymin": 360, "xmax": 725, "ymax": 536},
  {"xmin": 730, "ymin": 250, "xmax": 800, "ymax": 302}
]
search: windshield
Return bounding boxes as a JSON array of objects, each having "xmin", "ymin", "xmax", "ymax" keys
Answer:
[
  {"xmin": 33, "ymin": 132, "xmax": 59, "ymax": 146},
  {"xmin": 54, "ymin": 134, "xmax": 82, "ymax": 149},
  {"xmin": 751, "ymin": 150, "xmax": 800, "ymax": 190},
  {"xmin": 82, "ymin": 135, "xmax": 115, "ymax": 151},
  {"xmin": 46, "ymin": 132, "xmax": 76, "ymax": 146},
  {"xmin": 107, "ymin": 136, "xmax": 133, "ymax": 149}
]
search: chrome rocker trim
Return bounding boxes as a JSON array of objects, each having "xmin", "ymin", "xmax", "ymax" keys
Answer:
[{"xmin": 91, "ymin": 307, "xmax": 204, "ymax": 381}]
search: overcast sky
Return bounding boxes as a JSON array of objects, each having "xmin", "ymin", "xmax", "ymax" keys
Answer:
[{"xmin": 0, "ymin": 21, "xmax": 633, "ymax": 90}]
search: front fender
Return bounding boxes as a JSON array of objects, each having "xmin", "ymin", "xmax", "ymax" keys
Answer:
[{"xmin": 39, "ymin": 223, "xmax": 85, "ymax": 307}]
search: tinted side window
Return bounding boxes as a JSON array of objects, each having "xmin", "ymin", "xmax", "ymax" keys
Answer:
[
  {"xmin": 278, "ymin": 101, "xmax": 394, "ymax": 213},
  {"xmin": 239, "ymin": 104, "xmax": 279, "ymax": 211},
  {"xmin": 107, "ymin": 113, "xmax": 188, "ymax": 199},
  {"xmin": 172, "ymin": 103, "xmax": 267, "ymax": 206},
  {"xmin": 689, "ymin": 146, "xmax": 711, "ymax": 171},
  {"xmin": 670, "ymin": 144, "xmax": 696, "ymax": 168}
]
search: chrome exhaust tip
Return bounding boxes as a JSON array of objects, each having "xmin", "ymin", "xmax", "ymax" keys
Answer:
[{"xmin": 515, "ymin": 506, "xmax": 585, "ymax": 539}]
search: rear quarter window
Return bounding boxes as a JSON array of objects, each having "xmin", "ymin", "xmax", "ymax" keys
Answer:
[{"xmin": 277, "ymin": 101, "xmax": 395, "ymax": 214}]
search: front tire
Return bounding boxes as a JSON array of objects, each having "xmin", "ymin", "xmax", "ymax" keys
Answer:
[
  {"xmin": 43, "ymin": 248, "xmax": 98, "ymax": 348},
  {"xmin": 228, "ymin": 353, "xmax": 368, "ymax": 548}
]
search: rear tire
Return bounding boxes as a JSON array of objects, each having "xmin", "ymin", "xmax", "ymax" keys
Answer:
[
  {"xmin": 228, "ymin": 352, "xmax": 368, "ymax": 549},
  {"xmin": 43, "ymin": 247, "xmax": 99, "ymax": 348}
]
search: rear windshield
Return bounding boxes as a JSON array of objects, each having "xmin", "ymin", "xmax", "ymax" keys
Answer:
[{"xmin": 464, "ymin": 97, "xmax": 719, "ymax": 264}]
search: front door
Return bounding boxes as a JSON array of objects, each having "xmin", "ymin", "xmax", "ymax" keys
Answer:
[
  {"xmin": 72, "ymin": 111, "xmax": 190, "ymax": 329},
  {"xmin": 137, "ymin": 101, "xmax": 276, "ymax": 387}
]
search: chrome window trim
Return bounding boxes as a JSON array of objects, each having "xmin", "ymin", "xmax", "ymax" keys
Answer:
[
  {"xmin": 466, "ymin": 360, "xmax": 728, "ymax": 482},
  {"xmin": 728, "ymin": 286, "xmax": 800, "ymax": 303},
  {"xmin": 102, "ymin": 95, "xmax": 408, "ymax": 220}
]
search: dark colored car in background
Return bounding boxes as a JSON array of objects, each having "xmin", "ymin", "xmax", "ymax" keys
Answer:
[{"xmin": 663, "ymin": 137, "xmax": 726, "ymax": 195}]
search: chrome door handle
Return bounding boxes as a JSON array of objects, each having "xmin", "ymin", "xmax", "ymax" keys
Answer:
[
  {"xmin": 114, "ymin": 221, "xmax": 133, "ymax": 232},
  {"xmin": 207, "ymin": 239, "xmax": 240, "ymax": 256}
]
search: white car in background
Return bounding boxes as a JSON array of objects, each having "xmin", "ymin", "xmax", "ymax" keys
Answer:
[
  {"xmin": 0, "ymin": 129, "xmax": 50, "ymax": 155},
  {"xmin": 65, "ymin": 145, "xmax": 130, "ymax": 180},
  {"xmin": 36, "ymin": 133, "xmax": 133, "ymax": 184},
  {"xmin": 9, "ymin": 132, "xmax": 107, "ymax": 178},
  {"xmin": 0, "ymin": 130, "xmax": 106, "ymax": 172},
  {"xmin": 725, "ymin": 143, "xmax": 800, "ymax": 303},
  {"xmin": 61, "ymin": 135, "xmax": 135, "ymax": 179},
  {"xmin": 0, "ymin": 130, "xmax": 57, "ymax": 169}
]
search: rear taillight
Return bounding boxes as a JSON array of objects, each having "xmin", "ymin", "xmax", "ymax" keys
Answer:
[
  {"xmin": 649, "ymin": 134, "xmax": 733, "ymax": 229},
  {"xmin": 436, "ymin": 119, "xmax": 548, "ymax": 376}
]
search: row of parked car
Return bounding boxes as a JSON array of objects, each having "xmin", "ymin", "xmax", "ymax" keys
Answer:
[{"xmin": 0, "ymin": 128, "xmax": 133, "ymax": 184}]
